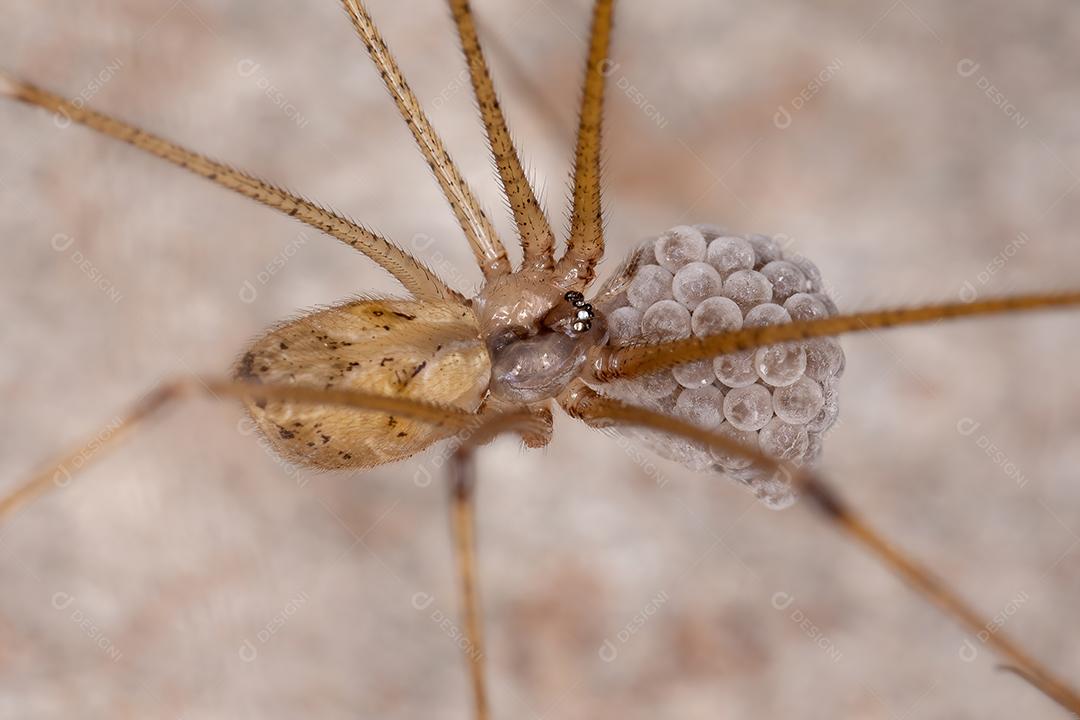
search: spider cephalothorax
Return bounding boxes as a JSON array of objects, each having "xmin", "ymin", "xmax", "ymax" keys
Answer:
[{"xmin": 479, "ymin": 275, "xmax": 607, "ymax": 404}]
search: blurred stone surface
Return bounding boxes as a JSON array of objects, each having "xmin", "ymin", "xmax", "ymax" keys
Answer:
[{"xmin": 2, "ymin": 1, "xmax": 1080, "ymax": 718}]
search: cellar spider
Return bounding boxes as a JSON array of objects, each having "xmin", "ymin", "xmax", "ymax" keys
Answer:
[{"xmin": 2, "ymin": 0, "xmax": 1079, "ymax": 716}]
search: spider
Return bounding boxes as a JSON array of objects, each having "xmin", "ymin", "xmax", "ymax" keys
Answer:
[{"xmin": 2, "ymin": 0, "xmax": 1079, "ymax": 716}]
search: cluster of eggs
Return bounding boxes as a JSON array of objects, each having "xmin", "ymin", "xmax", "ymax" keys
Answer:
[{"xmin": 597, "ymin": 224, "xmax": 844, "ymax": 508}]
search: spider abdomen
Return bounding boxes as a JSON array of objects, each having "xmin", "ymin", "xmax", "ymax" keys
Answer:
[
  {"xmin": 598, "ymin": 224, "xmax": 844, "ymax": 508},
  {"xmin": 235, "ymin": 299, "xmax": 490, "ymax": 469}
]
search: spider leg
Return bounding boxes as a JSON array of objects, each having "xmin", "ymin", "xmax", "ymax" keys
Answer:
[
  {"xmin": 0, "ymin": 73, "xmax": 460, "ymax": 304},
  {"xmin": 448, "ymin": 0, "xmax": 556, "ymax": 271},
  {"xmin": 474, "ymin": 14, "xmax": 573, "ymax": 148},
  {"xmin": 798, "ymin": 477, "xmax": 1080, "ymax": 714},
  {"xmin": 587, "ymin": 290, "xmax": 1080, "ymax": 381},
  {"xmin": 520, "ymin": 403, "xmax": 554, "ymax": 449},
  {"xmin": 480, "ymin": 395, "xmax": 554, "ymax": 450},
  {"xmin": 0, "ymin": 378, "xmax": 542, "ymax": 525},
  {"xmin": 558, "ymin": 379, "xmax": 791, "ymax": 470},
  {"xmin": 340, "ymin": 0, "xmax": 510, "ymax": 279},
  {"xmin": 591, "ymin": 240, "xmax": 653, "ymax": 310},
  {"xmin": 557, "ymin": 380, "xmax": 1080, "ymax": 714},
  {"xmin": 440, "ymin": 404, "xmax": 552, "ymax": 720},
  {"xmin": 448, "ymin": 447, "xmax": 489, "ymax": 720},
  {"xmin": 554, "ymin": 0, "xmax": 615, "ymax": 291},
  {"xmin": 3, "ymin": 377, "xmax": 546, "ymax": 719}
]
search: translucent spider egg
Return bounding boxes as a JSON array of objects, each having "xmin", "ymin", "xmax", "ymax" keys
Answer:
[
  {"xmin": 627, "ymin": 265, "xmax": 674, "ymax": 310},
  {"xmin": 595, "ymin": 224, "xmax": 845, "ymax": 509},
  {"xmin": 772, "ymin": 376, "xmax": 825, "ymax": 424},
  {"xmin": 743, "ymin": 303, "xmax": 790, "ymax": 328},
  {"xmin": 607, "ymin": 306, "xmax": 642, "ymax": 346},
  {"xmin": 806, "ymin": 378, "xmax": 840, "ymax": 433},
  {"xmin": 674, "ymin": 386, "xmax": 724, "ymax": 429},
  {"xmin": 714, "ymin": 350, "xmax": 758, "ymax": 388},
  {"xmin": 788, "ymin": 254, "xmax": 824, "ymax": 292},
  {"xmin": 807, "ymin": 400, "xmax": 839, "ymax": 434},
  {"xmin": 654, "ymin": 225, "xmax": 707, "ymax": 272},
  {"xmin": 747, "ymin": 234, "xmax": 783, "ymax": 268},
  {"xmin": 731, "ymin": 465, "xmax": 799, "ymax": 510},
  {"xmin": 814, "ymin": 293, "xmax": 839, "ymax": 316},
  {"xmin": 804, "ymin": 337, "xmax": 844, "ymax": 382},
  {"xmin": 706, "ymin": 235, "xmax": 755, "ymax": 276},
  {"xmin": 641, "ymin": 299, "xmax": 691, "ymax": 342},
  {"xmin": 755, "ymin": 343, "xmax": 807, "ymax": 387},
  {"xmin": 710, "ymin": 422, "xmax": 759, "ymax": 471},
  {"xmin": 672, "ymin": 262, "xmax": 722, "ymax": 310},
  {"xmin": 673, "ymin": 359, "xmax": 717, "ymax": 389},
  {"xmin": 691, "ymin": 296, "xmax": 742, "ymax": 337},
  {"xmin": 636, "ymin": 370, "xmax": 680, "ymax": 401},
  {"xmin": 723, "ymin": 269, "xmax": 772, "ymax": 312},
  {"xmin": 723, "ymin": 384, "xmax": 773, "ymax": 432},
  {"xmin": 758, "ymin": 418, "xmax": 810, "ymax": 461},
  {"xmin": 784, "ymin": 292, "xmax": 829, "ymax": 321},
  {"xmin": 761, "ymin": 260, "xmax": 808, "ymax": 303},
  {"xmin": 804, "ymin": 432, "xmax": 824, "ymax": 464}
]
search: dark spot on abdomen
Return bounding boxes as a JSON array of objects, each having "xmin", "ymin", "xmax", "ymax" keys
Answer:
[{"xmin": 237, "ymin": 352, "xmax": 256, "ymax": 379}]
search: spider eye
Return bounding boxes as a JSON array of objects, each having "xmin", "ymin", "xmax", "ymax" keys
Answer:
[
  {"xmin": 562, "ymin": 293, "xmax": 594, "ymax": 333},
  {"xmin": 572, "ymin": 307, "xmax": 594, "ymax": 333}
]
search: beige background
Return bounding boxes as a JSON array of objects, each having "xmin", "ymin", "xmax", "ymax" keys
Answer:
[{"xmin": 2, "ymin": 1, "xmax": 1080, "ymax": 718}]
